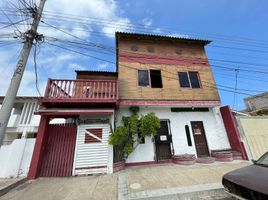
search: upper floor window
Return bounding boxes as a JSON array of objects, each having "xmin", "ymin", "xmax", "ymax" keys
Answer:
[
  {"xmin": 178, "ymin": 71, "xmax": 201, "ymax": 88},
  {"xmin": 138, "ymin": 70, "xmax": 163, "ymax": 88}
]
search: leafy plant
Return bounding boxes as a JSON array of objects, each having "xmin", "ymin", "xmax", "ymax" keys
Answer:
[
  {"xmin": 140, "ymin": 112, "xmax": 160, "ymax": 137},
  {"xmin": 109, "ymin": 107, "xmax": 160, "ymax": 162}
]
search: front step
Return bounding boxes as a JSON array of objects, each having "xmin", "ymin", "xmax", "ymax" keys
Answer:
[
  {"xmin": 211, "ymin": 150, "xmax": 243, "ymax": 162},
  {"xmin": 196, "ymin": 157, "xmax": 216, "ymax": 164}
]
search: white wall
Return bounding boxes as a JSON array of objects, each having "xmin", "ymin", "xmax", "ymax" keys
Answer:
[
  {"xmin": 117, "ymin": 106, "xmax": 230, "ymax": 163},
  {"xmin": 0, "ymin": 139, "xmax": 36, "ymax": 178}
]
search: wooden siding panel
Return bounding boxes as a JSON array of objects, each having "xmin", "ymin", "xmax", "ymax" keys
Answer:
[
  {"xmin": 118, "ymin": 63, "xmax": 219, "ymax": 101},
  {"xmin": 117, "ymin": 39, "xmax": 219, "ymax": 101}
]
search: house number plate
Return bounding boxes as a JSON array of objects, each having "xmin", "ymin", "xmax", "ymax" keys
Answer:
[{"xmin": 160, "ymin": 135, "xmax": 167, "ymax": 141}]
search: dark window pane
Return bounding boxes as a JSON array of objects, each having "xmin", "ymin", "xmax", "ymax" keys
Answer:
[
  {"xmin": 185, "ymin": 125, "xmax": 192, "ymax": 146},
  {"xmin": 189, "ymin": 72, "xmax": 200, "ymax": 88},
  {"xmin": 150, "ymin": 70, "xmax": 162, "ymax": 88},
  {"xmin": 178, "ymin": 72, "xmax": 190, "ymax": 88},
  {"xmin": 138, "ymin": 70, "xmax": 149, "ymax": 86}
]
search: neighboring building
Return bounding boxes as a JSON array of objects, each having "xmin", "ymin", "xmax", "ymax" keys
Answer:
[
  {"xmin": 244, "ymin": 92, "xmax": 268, "ymax": 112},
  {"xmin": 0, "ymin": 97, "xmax": 39, "ymax": 178},
  {"xmin": 236, "ymin": 116, "xmax": 268, "ymax": 160},
  {"xmin": 28, "ymin": 32, "xmax": 246, "ymax": 179},
  {"xmin": 0, "ymin": 96, "xmax": 40, "ymax": 144}
]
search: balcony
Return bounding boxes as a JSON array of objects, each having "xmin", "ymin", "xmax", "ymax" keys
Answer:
[{"xmin": 41, "ymin": 79, "xmax": 119, "ymax": 106}]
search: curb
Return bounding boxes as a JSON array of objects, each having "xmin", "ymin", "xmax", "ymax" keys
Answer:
[
  {"xmin": 128, "ymin": 183, "xmax": 227, "ymax": 200},
  {"xmin": 0, "ymin": 178, "xmax": 27, "ymax": 197}
]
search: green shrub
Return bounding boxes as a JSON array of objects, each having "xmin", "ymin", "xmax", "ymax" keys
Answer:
[{"xmin": 109, "ymin": 107, "xmax": 160, "ymax": 162}]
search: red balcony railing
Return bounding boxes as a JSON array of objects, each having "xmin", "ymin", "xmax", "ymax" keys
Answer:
[{"xmin": 43, "ymin": 79, "xmax": 118, "ymax": 103}]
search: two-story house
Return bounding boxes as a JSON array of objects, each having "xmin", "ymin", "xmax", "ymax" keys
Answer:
[
  {"xmin": 115, "ymin": 32, "xmax": 231, "ymax": 164},
  {"xmin": 27, "ymin": 32, "xmax": 236, "ymax": 179}
]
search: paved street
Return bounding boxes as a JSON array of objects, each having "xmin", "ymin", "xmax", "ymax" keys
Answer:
[{"xmin": 0, "ymin": 161, "xmax": 250, "ymax": 200}]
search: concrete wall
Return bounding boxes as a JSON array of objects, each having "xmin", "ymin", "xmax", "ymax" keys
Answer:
[
  {"xmin": 117, "ymin": 106, "xmax": 230, "ymax": 163},
  {"xmin": 236, "ymin": 116, "xmax": 268, "ymax": 160},
  {"xmin": 0, "ymin": 139, "xmax": 36, "ymax": 178}
]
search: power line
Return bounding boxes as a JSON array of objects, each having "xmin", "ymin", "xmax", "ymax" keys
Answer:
[
  {"xmin": 43, "ymin": 34, "xmax": 268, "ymax": 74},
  {"xmin": 0, "ymin": 17, "xmax": 31, "ymax": 30},
  {"xmin": 45, "ymin": 41, "xmax": 259, "ymax": 96},
  {"xmin": 41, "ymin": 10, "xmax": 268, "ymax": 47}
]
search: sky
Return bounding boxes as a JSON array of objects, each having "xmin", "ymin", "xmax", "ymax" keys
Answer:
[{"xmin": 0, "ymin": 0, "xmax": 268, "ymax": 110}]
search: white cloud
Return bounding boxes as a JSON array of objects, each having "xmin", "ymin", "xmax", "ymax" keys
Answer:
[
  {"xmin": 42, "ymin": 0, "xmax": 133, "ymax": 38},
  {"xmin": 167, "ymin": 33, "xmax": 190, "ymax": 38},
  {"xmin": 152, "ymin": 27, "xmax": 162, "ymax": 34},
  {"xmin": 68, "ymin": 63, "xmax": 87, "ymax": 71},
  {"xmin": 102, "ymin": 18, "xmax": 133, "ymax": 37},
  {"xmin": 0, "ymin": 0, "xmax": 132, "ymax": 97},
  {"xmin": 97, "ymin": 63, "xmax": 109, "ymax": 70},
  {"xmin": 142, "ymin": 18, "xmax": 152, "ymax": 28}
]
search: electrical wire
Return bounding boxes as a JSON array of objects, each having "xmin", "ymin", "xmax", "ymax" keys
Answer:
[{"xmin": 45, "ymin": 41, "xmax": 262, "ymax": 97}]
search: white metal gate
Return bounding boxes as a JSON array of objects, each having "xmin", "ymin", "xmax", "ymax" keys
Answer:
[{"xmin": 73, "ymin": 124, "xmax": 110, "ymax": 175}]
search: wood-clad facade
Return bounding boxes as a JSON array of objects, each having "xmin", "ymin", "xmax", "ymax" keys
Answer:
[{"xmin": 116, "ymin": 33, "xmax": 220, "ymax": 103}]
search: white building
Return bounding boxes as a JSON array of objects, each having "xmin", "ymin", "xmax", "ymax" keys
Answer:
[{"xmin": 0, "ymin": 97, "xmax": 39, "ymax": 178}]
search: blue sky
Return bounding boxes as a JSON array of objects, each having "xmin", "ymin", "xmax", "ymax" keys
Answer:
[{"xmin": 0, "ymin": 0, "xmax": 267, "ymax": 110}]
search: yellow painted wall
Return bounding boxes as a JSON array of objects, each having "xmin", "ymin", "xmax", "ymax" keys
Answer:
[{"xmin": 239, "ymin": 117, "xmax": 268, "ymax": 159}]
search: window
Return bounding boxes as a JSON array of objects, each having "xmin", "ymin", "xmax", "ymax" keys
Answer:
[
  {"xmin": 178, "ymin": 71, "xmax": 201, "ymax": 88},
  {"xmin": 178, "ymin": 72, "xmax": 190, "ymax": 88},
  {"xmin": 189, "ymin": 72, "xmax": 200, "ymax": 88},
  {"xmin": 185, "ymin": 125, "xmax": 192, "ymax": 146},
  {"xmin": 138, "ymin": 70, "xmax": 163, "ymax": 88},
  {"xmin": 138, "ymin": 70, "xmax": 150, "ymax": 87},
  {"xmin": 150, "ymin": 70, "xmax": 163, "ymax": 88}
]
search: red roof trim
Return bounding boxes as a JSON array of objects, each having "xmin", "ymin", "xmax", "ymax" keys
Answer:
[{"xmin": 119, "ymin": 52, "xmax": 209, "ymax": 66}]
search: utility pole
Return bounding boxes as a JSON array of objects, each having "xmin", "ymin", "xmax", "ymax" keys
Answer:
[{"xmin": 0, "ymin": 0, "xmax": 46, "ymax": 146}]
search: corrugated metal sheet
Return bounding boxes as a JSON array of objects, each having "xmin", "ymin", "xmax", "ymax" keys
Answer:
[{"xmin": 73, "ymin": 124, "xmax": 110, "ymax": 175}]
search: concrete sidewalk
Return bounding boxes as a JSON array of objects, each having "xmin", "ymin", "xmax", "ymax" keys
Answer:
[
  {"xmin": 0, "ymin": 161, "xmax": 250, "ymax": 200},
  {"xmin": 120, "ymin": 161, "xmax": 250, "ymax": 199},
  {"xmin": 0, "ymin": 178, "xmax": 26, "ymax": 197}
]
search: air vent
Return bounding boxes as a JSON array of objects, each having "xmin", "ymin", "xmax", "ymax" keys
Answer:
[
  {"xmin": 147, "ymin": 46, "xmax": 155, "ymax": 53},
  {"xmin": 175, "ymin": 47, "xmax": 182, "ymax": 55},
  {"xmin": 131, "ymin": 45, "xmax": 139, "ymax": 51}
]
